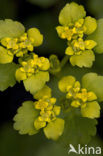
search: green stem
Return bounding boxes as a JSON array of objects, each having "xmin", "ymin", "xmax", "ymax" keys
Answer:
[
  {"xmin": 60, "ymin": 55, "xmax": 69, "ymax": 68},
  {"xmin": 52, "ymin": 55, "xmax": 69, "ymax": 78}
]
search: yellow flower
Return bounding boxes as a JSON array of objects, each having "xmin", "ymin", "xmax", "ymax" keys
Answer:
[
  {"xmin": 20, "ymin": 33, "xmax": 27, "ymax": 41},
  {"xmin": 65, "ymin": 38, "xmax": 97, "ymax": 56},
  {"xmin": 73, "ymin": 81, "xmax": 81, "ymax": 92},
  {"xmin": 15, "ymin": 53, "xmax": 50, "ymax": 81},
  {"xmin": 56, "ymin": 18, "xmax": 86, "ymax": 42},
  {"xmin": 0, "ymin": 27, "xmax": 43, "ymax": 58},
  {"xmin": 58, "ymin": 75, "xmax": 100, "ymax": 119},
  {"xmin": 75, "ymin": 19, "xmax": 84, "ymax": 28},
  {"xmin": 34, "ymin": 118, "xmax": 46, "ymax": 130},
  {"xmin": 71, "ymin": 100, "xmax": 81, "ymax": 108},
  {"xmin": 34, "ymin": 96, "xmax": 61, "ymax": 130},
  {"xmin": 35, "ymin": 99, "xmax": 48, "ymax": 110}
]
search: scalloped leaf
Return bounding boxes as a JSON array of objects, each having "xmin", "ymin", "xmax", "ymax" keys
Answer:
[
  {"xmin": 27, "ymin": 28, "xmax": 43, "ymax": 47},
  {"xmin": 82, "ymin": 73, "xmax": 103, "ymax": 102},
  {"xmin": 70, "ymin": 50, "xmax": 95, "ymax": 68},
  {"xmin": 13, "ymin": 101, "xmax": 39, "ymax": 135},
  {"xmin": 34, "ymin": 85, "xmax": 52, "ymax": 100},
  {"xmin": 87, "ymin": 19, "xmax": 103, "ymax": 54},
  {"xmin": 0, "ymin": 62, "xmax": 18, "ymax": 91},
  {"xmin": 59, "ymin": 2, "xmax": 86, "ymax": 26},
  {"xmin": 15, "ymin": 68, "xmax": 27, "ymax": 82},
  {"xmin": 84, "ymin": 16, "xmax": 97, "ymax": 35},
  {"xmin": 59, "ymin": 112, "xmax": 97, "ymax": 147},
  {"xmin": 0, "ymin": 19, "xmax": 25, "ymax": 39},
  {"xmin": 43, "ymin": 118, "xmax": 65, "ymax": 140},
  {"xmin": 0, "ymin": 46, "xmax": 13, "ymax": 64},
  {"xmin": 23, "ymin": 71, "xmax": 49, "ymax": 95},
  {"xmin": 58, "ymin": 75, "xmax": 76, "ymax": 93},
  {"xmin": 81, "ymin": 101, "xmax": 100, "ymax": 119}
]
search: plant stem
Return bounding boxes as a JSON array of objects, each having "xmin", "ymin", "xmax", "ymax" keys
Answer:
[
  {"xmin": 52, "ymin": 55, "xmax": 69, "ymax": 77},
  {"xmin": 60, "ymin": 55, "xmax": 69, "ymax": 68}
]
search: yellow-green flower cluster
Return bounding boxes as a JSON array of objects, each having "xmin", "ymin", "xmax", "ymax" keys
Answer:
[
  {"xmin": 66, "ymin": 81, "xmax": 97, "ymax": 108},
  {"xmin": 16, "ymin": 53, "xmax": 50, "ymax": 81},
  {"xmin": 56, "ymin": 19, "xmax": 86, "ymax": 41},
  {"xmin": 58, "ymin": 76, "xmax": 100, "ymax": 119},
  {"xmin": 1, "ymin": 33, "xmax": 33, "ymax": 57},
  {"xmin": 56, "ymin": 2, "xmax": 98, "ymax": 67},
  {"xmin": 0, "ymin": 28, "xmax": 43, "ymax": 57},
  {"xmin": 57, "ymin": 17, "xmax": 97, "ymax": 56},
  {"xmin": 34, "ymin": 96, "xmax": 61, "ymax": 130},
  {"xmin": 66, "ymin": 38, "xmax": 97, "ymax": 56}
]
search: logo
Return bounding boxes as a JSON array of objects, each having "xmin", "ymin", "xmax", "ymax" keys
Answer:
[{"xmin": 68, "ymin": 144, "xmax": 101, "ymax": 155}]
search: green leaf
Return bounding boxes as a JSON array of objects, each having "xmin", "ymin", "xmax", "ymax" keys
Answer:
[
  {"xmin": 48, "ymin": 63, "xmax": 91, "ymax": 100},
  {"xmin": 0, "ymin": 19, "xmax": 25, "ymax": 39},
  {"xmin": 0, "ymin": 62, "xmax": 17, "ymax": 91},
  {"xmin": 82, "ymin": 73, "xmax": 103, "ymax": 102},
  {"xmin": 0, "ymin": 123, "xmax": 102, "ymax": 156},
  {"xmin": 23, "ymin": 71, "xmax": 49, "ymax": 95},
  {"xmin": 27, "ymin": 28, "xmax": 43, "ymax": 47},
  {"xmin": 87, "ymin": 19, "xmax": 103, "ymax": 54},
  {"xmin": 59, "ymin": 112, "xmax": 97, "ymax": 147},
  {"xmin": 36, "ymin": 136, "xmax": 103, "ymax": 156},
  {"xmin": 70, "ymin": 50, "xmax": 95, "ymax": 68},
  {"xmin": 0, "ymin": 46, "xmax": 13, "ymax": 64},
  {"xmin": 15, "ymin": 68, "xmax": 27, "ymax": 82},
  {"xmin": 36, "ymin": 142, "xmax": 68, "ymax": 156},
  {"xmin": 0, "ymin": 123, "xmax": 47, "ymax": 156},
  {"xmin": 58, "ymin": 75, "xmax": 76, "ymax": 93},
  {"xmin": 84, "ymin": 16, "xmax": 97, "ymax": 35},
  {"xmin": 59, "ymin": 2, "xmax": 86, "ymax": 26},
  {"xmin": 13, "ymin": 101, "xmax": 39, "ymax": 135},
  {"xmin": 81, "ymin": 101, "xmax": 100, "ymax": 119},
  {"xmin": 34, "ymin": 85, "xmax": 52, "ymax": 100},
  {"xmin": 27, "ymin": 0, "xmax": 58, "ymax": 8},
  {"xmin": 43, "ymin": 118, "xmax": 65, "ymax": 140}
]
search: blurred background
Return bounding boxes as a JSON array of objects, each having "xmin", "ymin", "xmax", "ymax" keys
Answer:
[{"xmin": 0, "ymin": 0, "xmax": 103, "ymax": 155}]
